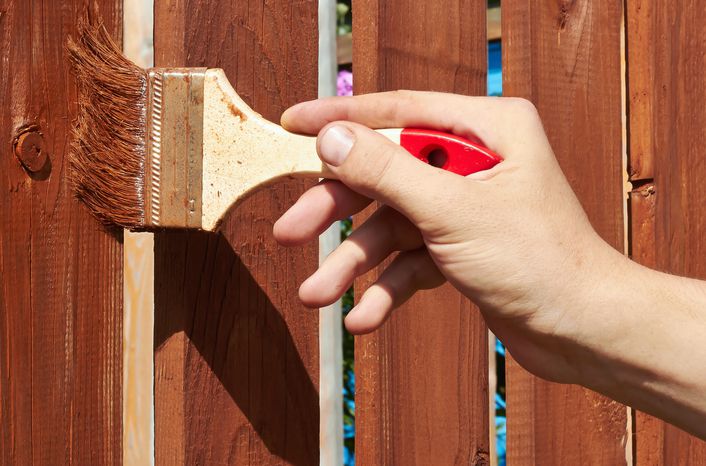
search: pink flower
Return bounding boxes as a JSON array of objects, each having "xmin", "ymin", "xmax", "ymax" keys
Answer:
[{"xmin": 337, "ymin": 70, "xmax": 353, "ymax": 96}]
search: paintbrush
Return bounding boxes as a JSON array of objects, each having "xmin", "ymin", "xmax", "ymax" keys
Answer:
[{"xmin": 67, "ymin": 21, "xmax": 501, "ymax": 232}]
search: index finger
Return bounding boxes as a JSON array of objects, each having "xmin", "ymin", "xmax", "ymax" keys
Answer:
[{"xmin": 281, "ymin": 91, "xmax": 538, "ymax": 155}]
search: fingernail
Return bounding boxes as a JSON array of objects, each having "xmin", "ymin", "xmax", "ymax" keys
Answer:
[{"xmin": 319, "ymin": 125, "xmax": 354, "ymax": 167}]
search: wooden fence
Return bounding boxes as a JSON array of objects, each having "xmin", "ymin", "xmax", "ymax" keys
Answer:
[{"xmin": 1, "ymin": 0, "xmax": 705, "ymax": 464}]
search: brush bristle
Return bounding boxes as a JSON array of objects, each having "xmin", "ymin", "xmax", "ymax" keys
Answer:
[{"xmin": 67, "ymin": 18, "xmax": 147, "ymax": 229}]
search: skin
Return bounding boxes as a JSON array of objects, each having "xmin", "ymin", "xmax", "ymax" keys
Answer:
[{"xmin": 273, "ymin": 91, "xmax": 706, "ymax": 440}]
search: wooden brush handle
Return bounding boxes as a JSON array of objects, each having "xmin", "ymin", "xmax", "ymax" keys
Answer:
[{"xmin": 202, "ymin": 69, "xmax": 501, "ymax": 230}]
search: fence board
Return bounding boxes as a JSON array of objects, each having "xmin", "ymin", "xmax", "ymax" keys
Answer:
[
  {"xmin": 153, "ymin": 2, "xmax": 320, "ymax": 464},
  {"xmin": 0, "ymin": 2, "xmax": 123, "ymax": 464},
  {"xmin": 352, "ymin": 1, "xmax": 490, "ymax": 464},
  {"xmin": 503, "ymin": 1, "xmax": 629, "ymax": 464},
  {"xmin": 627, "ymin": 0, "xmax": 706, "ymax": 462}
]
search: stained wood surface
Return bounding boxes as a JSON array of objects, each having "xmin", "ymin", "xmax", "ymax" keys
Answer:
[
  {"xmin": 0, "ymin": 2, "xmax": 123, "ymax": 464},
  {"xmin": 503, "ymin": 1, "xmax": 629, "ymax": 464},
  {"xmin": 153, "ymin": 1, "xmax": 320, "ymax": 464},
  {"xmin": 352, "ymin": 1, "xmax": 490, "ymax": 464},
  {"xmin": 627, "ymin": 0, "xmax": 706, "ymax": 462}
]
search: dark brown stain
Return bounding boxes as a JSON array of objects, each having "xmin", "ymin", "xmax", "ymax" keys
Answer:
[
  {"xmin": 12, "ymin": 124, "xmax": 48, "ymax": 174},
  {"xmin": 226, "ymin": 100, "xmax": 247, "ymax": 121},
  {"xmin": 67, "ymin": 19, "xmax": 148, "ymax": 229},
  {"xmin": 504, "ymin": 0, "xmax": 629, "ymax": 464},
  {"xmin": 628, "ymin": 1, "xmax": 706, "ymax": 460},
  {"xmin": 473, "ymin": 449, "xmax": 491, "ymax": 466},
  {"xmin": 153, "ymin": 1, "xmax": 319, "ymax": 465},
  {"xmin": 558, "ymin": 0, "xmax": 577, "ymax": 31},
  {"xmin": 353, "ymin": 0, "xmax": 490, "ymax": 464},
  {"xmin": 154, "ymin": 229, "xmax": 319, "ymax": 465},
  {"xmin": 1, "ymin": 2, "xmax": 123, "ymax": 465}
]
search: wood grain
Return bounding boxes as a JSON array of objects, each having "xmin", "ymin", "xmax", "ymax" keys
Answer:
[
  {"xmin": 626, "ymin": 0, "xmax": 655, "ymax": 181},
  {"xmin": 123, "ymin": 231, "xmax": 154, "ymax": 466},
  {"xmin": 352, "ymin": 1, "xmax": 490, "ymax": 464},
  {"xmin": 153, "ymin": 1, "xmax": 320, "ymax": 464},
  {"xmin": 0, "ymin": 1, "xmax": 123, "ymax": 464},
  {"xmin": 487, "ymin": 6, "xmax": 501, "ymax": 41},
  {"xmin": 627, "ymin": 0, "xmax": 706, "ymax": 462},
  {"xmin": 503, "ymin": 1, "xmax": 629, "ymax": 464},
  {"xmin": 122, "ymin": 3, "xmax": 155, "ymax": 463},
  {"xmin": 319, "ymin": 3, "xmax": 343, "ymax": 462}
]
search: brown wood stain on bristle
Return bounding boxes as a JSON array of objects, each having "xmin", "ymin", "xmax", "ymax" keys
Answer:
[{"xmin": 67, "ymin": 17, "xmax": 148, "ymax": 229}]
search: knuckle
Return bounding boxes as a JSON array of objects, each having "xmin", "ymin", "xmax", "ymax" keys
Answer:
[
  {"xmin": 331, "ymin": 238, "xmax": 367, "ymax": 281},
  {"xmin": 382, "ymin": 89, "xmax": 418, "ymax": 122},
  {"xmin": 506, "ymin": 97, "xmax": 540, "ymax": 119},
  {"xmin": 390, "ymin": 89, "xmax": 416, "ymax": 101},
  {"xmin": 347, "ymin": 138, "xmax": 399, "ymax": 194},
  {"xmin": 347, "ymin": 245, "xmax": 369, "ymax": 277},
  {"xmin": 503, "ymin": 97, "xmax": 545, "ymax": 137}
]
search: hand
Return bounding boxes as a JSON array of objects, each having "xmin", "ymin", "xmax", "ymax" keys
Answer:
[
  {"xmin": 274, "ymin": 91, "xmax": 626, "ymax": 383},
  {"xmin": 275, "ymin": 91, "xmax": 706, "ymax": 438}
]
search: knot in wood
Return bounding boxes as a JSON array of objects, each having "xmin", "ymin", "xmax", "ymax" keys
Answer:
[{"xmin": 13, "ymin": 126, "xmax": 48, "ymax": 173}]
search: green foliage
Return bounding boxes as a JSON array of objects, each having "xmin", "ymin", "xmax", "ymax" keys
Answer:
[
  {"xmin": 336, "ymin": 2, "xmax": 352, "ymax": 35},
  {"xmin": 340, "ymin": 217, "xmax": 355, "ymax": 456}
]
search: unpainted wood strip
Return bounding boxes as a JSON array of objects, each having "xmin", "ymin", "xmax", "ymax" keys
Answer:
[
  {"xmin": 320, "ymin": 0, "xmax": 339, "ymax": 99},
  {"xmin": 352, "ymin": 1, "xmax": 490, "ymax": 464},
  {"xmin": 122, "ymin": 2, "xmax": 155, "ymax": 464},
  {"xmin": 123, "ymin": 231, "xmax": 155, "ymax": 466},
  {"xmin": 0, "ymin": 1, "xmax": 123, "ymax": 464},
  {"xmin": 626, "ymin": 0, "xmax": 706, "ymax": 463},
  {"xmin": 318, "ymin": 2, "xmax": 344, "ymax": 463},
  {"xmin": 487, "ymin": 6, "xmax": 501, "ymax": 41},
  {"xmin": 337, "ymin": 33, "xmax": 353, "ymax": 65},
  {"xmin": 319, "ymin": 223, "xmax": 344, "ymax": 466},
  {"xmin": 503, "ymin": 0, "xmax": 629, "ymax": 464},
  {"xmin": 152, "ymin": 1, "xmax": 320, "ymax": 464},
  {"xmin": 620, "ymin": 9, "xmax": 634, "ymax": 464}
]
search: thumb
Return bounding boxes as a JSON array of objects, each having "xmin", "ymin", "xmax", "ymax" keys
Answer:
[{"xmin": 317, "ymin": 122, "xmax": 468, "ymax": 226}]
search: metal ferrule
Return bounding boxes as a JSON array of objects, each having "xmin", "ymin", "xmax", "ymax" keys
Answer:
[{"xmin": 145, "ymin": 68, "xmax": 206, "ymax": 229}]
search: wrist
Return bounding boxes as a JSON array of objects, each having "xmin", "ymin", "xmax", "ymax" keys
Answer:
[
  {"xmin": 493, "ymin": 236, "xmax": 634, "ymax": 386},
  {"xmin": 562, "ymin": 250, "xmax": 706, "ymax": 438},
  {"xmin": 545, "ymin": 239, "xmax": 639, "ymax": 388}
]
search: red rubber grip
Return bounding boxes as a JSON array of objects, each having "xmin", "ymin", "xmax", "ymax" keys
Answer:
[{"xmin": 399, "ymin": 128, "xmax": 502, "ymax": 176}]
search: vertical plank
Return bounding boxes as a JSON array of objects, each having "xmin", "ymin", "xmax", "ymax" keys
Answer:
[
  {"xmin": 625, "ymin": 0, "xmax": 654, "ymax": 182},
  {"xmin": 319, "ymin": 224, "xmax": 344, "ymax": 466},
  {"xmin": 122, "ymin": 2, "xmax": 155, "ymax": 464},
  {"xmin": 0, "ymin": 1, "xmax": 123, "ymax": 464},
  {"xmin": 123, "ymin": 231, "xmax": 154, "ymax": 466},
  {"xmin": 503, "ymin": 1, "xmax": 629, "ymax": 464},
  {"xmin": 318, "ymin": 3, "xmax": 344, "ymax": 464},
  {"xmin": 352, "ymin": 1, "xmax": 490, "ymax": 464},
  {"xmin": 627, "ymin": 0, "xmax": 706, "ymax": 463},
  {"xmin": 152, "ymin": 1, "xmax": 320, "ymax": 464}
]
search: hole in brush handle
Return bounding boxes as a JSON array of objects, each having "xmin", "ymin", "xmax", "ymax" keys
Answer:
[{"xmin": 399, "ymin": 128, "xmax": 502, "ymax": 176}]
